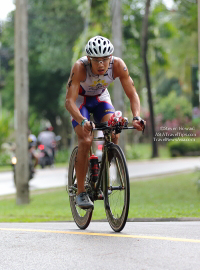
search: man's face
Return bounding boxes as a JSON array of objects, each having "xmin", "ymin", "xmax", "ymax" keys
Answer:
[{"xmin": 88, "ymin": 56, "xmax": 111, "ymax": 75}]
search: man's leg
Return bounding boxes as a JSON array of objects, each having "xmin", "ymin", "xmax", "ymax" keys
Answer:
[
  {"xmin": 74, "ymin": 124, "xmax": 93, "ymax": 195},
  {"xmin": 92, "ymin": 96, "xmax": 119, "ymax": 144}
]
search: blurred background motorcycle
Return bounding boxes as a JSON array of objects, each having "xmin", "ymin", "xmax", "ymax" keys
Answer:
[
  {"xmin": 11, "ymin": 134, "xmax": 38, "ymax": 186},
  {"xmin": 37, "ymin": 127, "xmax": 61, "ymax": 168}
]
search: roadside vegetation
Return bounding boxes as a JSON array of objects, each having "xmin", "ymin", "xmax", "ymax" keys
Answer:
[
  {"xmin": 0, "ymin": 172, "xmax": 199, "ymax": 222},
  {"xmin": 0, "ymin": 0, "xmax": 199, "ymax": 160},
  {"xmin": 0, "ymin": 143, "xmax": 171, "ymax": 172}
]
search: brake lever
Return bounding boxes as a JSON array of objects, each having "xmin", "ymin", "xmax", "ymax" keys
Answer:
[{"xmin": 140, "ymin": 120, "xmax": 145, "ymax": 135}]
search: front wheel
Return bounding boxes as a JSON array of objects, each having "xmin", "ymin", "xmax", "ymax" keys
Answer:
[
  {"xmin": 67, "ymin": 146, "xmax": 93, "ymax": 230},
  {"xmin": 103, "ymin": 144, "xmax": 130, "ymax": 232}
]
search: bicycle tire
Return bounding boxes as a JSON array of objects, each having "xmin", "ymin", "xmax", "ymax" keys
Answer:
[
  {"xmin": 67, "ymin": 146, "xmax": 93, "ymax": 230},
  {"xmin": 103, "ymin": 144, "xmax": 130, "ymax": 232}
]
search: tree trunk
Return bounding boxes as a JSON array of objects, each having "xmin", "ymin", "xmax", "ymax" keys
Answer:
[
  {"xmin": 141, "ymin": 0, "xmax": 158, "ymax": 158},
  {"xmin": 15, "ymin": 0, "xmax": 29, "ymax": 204},
  {"xmin": 111, "ymin": 0, "xmax": 125, "ymax": 152},
  {"xmin": 198, "ymin": 0, "xmax": 200, "ymax": 104}
]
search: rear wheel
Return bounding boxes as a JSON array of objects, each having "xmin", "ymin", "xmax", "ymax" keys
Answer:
[
  {"xmin": 103, "ymin": 144, "xmax": 130, "ymax": 232},
  {"xmin": 67, "ymin": 146, "xmax": 93, "ymax": 230}
]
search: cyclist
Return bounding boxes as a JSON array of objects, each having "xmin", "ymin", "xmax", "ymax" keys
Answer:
[
  {"xmin": 65, "ymin": 35, "xmax": 145, "ymax": 209},
  {"xmin": 28, "ymin": 134, "xmax": 39, "ymax": 172},
  {"xmin": 38, "ymin": 126, "xmax": 56, "ymax": 158}
]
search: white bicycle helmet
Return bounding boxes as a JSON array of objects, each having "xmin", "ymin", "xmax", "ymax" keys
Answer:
[
  {"xmin": 85, "ymin": 36, "xmax": 114, "ymax": 57},
  {"xmin": 28, "ymin": 134, "xmax": 37, "ymax": 147}
]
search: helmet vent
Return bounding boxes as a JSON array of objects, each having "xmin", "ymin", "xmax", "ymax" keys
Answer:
[
  {"xmin": 108, "ymin": 46, "xmax": 110, "ymax": 52},
  {"xmin": 98, "ymin": 39, "xmax": 101, "ymax": 44},
  {"xmin": 93, "ymin": 42, "xmax": 96, "ymax": 46},
  {"xmin": 103, "ymin": 41, "xmax": 106, "ymax": 45},
  {"xmin": 89, "ymin": 48, "xmax": 93, "ymax": 54},
  {"xmin": 103, "ymin": 47, "xmax": 106, "ymax": 54},
  {"xmin": 99, "ymin": 46, "xmax": 101, "ymax": 53},
  {"xmin": 94, "ymin": 48, "xmax": 98, "ymax": 54}
]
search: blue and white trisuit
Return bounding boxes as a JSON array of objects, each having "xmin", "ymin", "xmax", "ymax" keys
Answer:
[{"xmin": 72, "ymin": 56, "xmax": 115, "ymax": 128}]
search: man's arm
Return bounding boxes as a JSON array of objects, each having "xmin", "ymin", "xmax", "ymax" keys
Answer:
[
  {"xmin": 113, "ymin": 57, "xmax": 144, "ymax": 131},
  {"xmin": 65, "ymin": 61, "xmax": 86, "ymax": 125},
  {"xmin": 30, "ymin": 147, "xmax": 38, "ymax": 168}
]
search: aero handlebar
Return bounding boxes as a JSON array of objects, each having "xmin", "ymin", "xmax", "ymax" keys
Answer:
[{"xmin": 92, "ymin": 121, "xmax": 145, "ymax": 134}]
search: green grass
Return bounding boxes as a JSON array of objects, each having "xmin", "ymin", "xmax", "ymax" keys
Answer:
[
  {"xmin": 0, "ymin": 172, "xmax": 199, "ymax": 222},
  {"xmin": 126, "ymin": 143, "xmax": 171, "ymax": 160},
  {"xmin": 0, "ymin": 165, "xmax": 12, "ymax": 172},
  {"xmin": 129, "ymin": 172, "xmax": 200, "ymax": 218}
]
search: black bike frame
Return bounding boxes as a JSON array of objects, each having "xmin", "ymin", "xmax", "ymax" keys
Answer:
[
  {"xmin": 93, "ymin": 140, "xmax": 113, "ymax": 210},
  {"xmin": 92, "ymin": 125, "xmax": 136, "ymax": 210}
]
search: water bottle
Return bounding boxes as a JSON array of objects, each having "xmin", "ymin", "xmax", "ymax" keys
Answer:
[
  {"xmin": 120, "ymin": 117, "xmax": 129, "ymax": 127},
  {"xmin": 113, "ymin": 111, "xmax": 122, "ymax": 118},
  {"xmin": 89, "ymin": 154, "xmax": 99, "ymax": 182},
  {"xmin": 108, "ymin": 111, "xmax": 122, "ymax": 126}
]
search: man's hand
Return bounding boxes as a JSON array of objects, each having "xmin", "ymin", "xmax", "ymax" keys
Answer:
[
  {"xmin": 82, "ymin": 121, "xmax": 95, "ymax": 134},
  {"xmin": 132, "ymin": 117, "xmax": 146, "ymax": 132}
]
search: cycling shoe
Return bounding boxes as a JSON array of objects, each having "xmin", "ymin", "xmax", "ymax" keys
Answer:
[{"xmin": 76, "ymin": 192, "xmax": 94, "ymax": 209}]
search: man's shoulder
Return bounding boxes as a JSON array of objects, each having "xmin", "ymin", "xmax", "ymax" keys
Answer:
[
  {"xmin": 72, "ymin": 59, "xmax": 87, "ymax": 81},
  {"xmin": 73, "ymin": 59, "xmax": 86, "ymax": 72},
  {"xmin": 113, "ymin": 57, "xmax": 125, "ymax": 68},
  {"xmin": 38, "ymin": 131, "xmax": 44, "ymax": 136},
  {"xmin": 49, "ymin": 131, "xmax": 56, "ymax": 137},
  {"xmin": 113, "ymin": 57, "xmax": 127, "ymax": 78}
]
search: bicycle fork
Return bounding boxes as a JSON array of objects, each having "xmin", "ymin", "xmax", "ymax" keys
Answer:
[{"xmin": 102, "ymin": 146, "xmax": 110, "ymax": 211}]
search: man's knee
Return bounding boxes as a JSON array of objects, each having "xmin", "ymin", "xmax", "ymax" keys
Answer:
[
  {"xmin": 78, "ymin": 136, "xmax": 93, "ymax": 149},
  {"xmin": 112, "ymin": 133, "xmax": 120, "ymax": 144}
]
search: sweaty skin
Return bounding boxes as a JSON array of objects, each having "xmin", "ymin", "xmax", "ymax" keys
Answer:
[
  {"xmin": 68, "ymin": 73, "xmax": 74, "ymax": 88},
  {"xmin": 112, "ymin": 57, "xmax": 143, "ymax": 130},
  {"xmin": 66, "ymin": 56, "xmax": 144, "ymax": 194}
]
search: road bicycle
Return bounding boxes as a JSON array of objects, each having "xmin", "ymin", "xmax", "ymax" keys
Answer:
[{"xmin": 67, "ymin": 117, "xmax": 144, "ymax": 232}]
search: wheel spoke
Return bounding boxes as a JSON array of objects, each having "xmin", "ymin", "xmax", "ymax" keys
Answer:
[
  {"xmin": 104, "ymin": 144, "xmax": 130, "ymax": 232},
  {"xmin": 114, "ymin": 156, "xmax": 124, "ymax": 187}
]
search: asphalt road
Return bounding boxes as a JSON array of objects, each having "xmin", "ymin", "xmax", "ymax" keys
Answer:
[
  {"xmin": 0, "ymin": 221, "xmax": 200, "ymax": 270},
  {"xmin": 1, "ymin": 158, "xmax": 200, "ymax": 269},
  {"xmin": 0, "ymin": 157, "xmax": 199, "ymax": 196}
]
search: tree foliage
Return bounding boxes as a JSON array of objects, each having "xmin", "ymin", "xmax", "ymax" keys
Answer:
[
  {"xmin": 72, "ymin": 0, "xmax": 110, "ymax": 64},
  {"xmin": 1, "ymin": 0, "xmax": 84, "ymax": 145},
  {"xmin": 0, "ymin": 111, "xmax": 13, "ymax": 150},
  {"xmin": 164, "ymin": 0, "xmax": 197, "ymax": 96},
  {"xmin": 155, "ymin": 91, "xmax": 192, "ymax": 123},
  {"xmin": 0, "ymin": 0, "xmax": 198, "ymax": 149}
]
